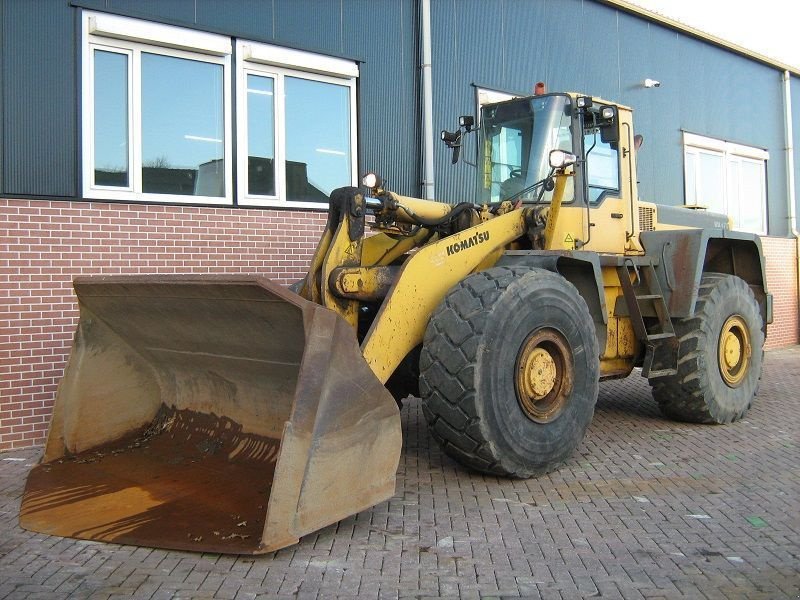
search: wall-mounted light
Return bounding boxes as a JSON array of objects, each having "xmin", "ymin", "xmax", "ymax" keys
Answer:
[{"xmin": 643, "ymin": 78, "xmax": 661, "ymax": 88}]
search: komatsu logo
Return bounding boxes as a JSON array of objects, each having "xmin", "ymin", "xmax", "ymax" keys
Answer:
[{"xmin": 446, "ymin": 231, "xmax": 490, "ymax": 256}]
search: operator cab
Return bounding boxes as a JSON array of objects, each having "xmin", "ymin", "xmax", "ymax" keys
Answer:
[{"xmin": 471, "ymin": 93, "xmax": 622, "ymax": 208}]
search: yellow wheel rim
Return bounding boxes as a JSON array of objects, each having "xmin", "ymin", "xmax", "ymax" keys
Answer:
[
  {"xmin": 515, "ymin": 329, "xmax": 573, "ymax": 423},
  {"xmin": 718, "ymin": 315, "xmax": 751, "ymax": 387}
]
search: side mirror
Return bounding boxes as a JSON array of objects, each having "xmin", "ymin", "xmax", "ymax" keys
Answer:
[
  {"xmin": 441, "ymin": 129, "xmax": 462, "ymax": 164},
  {"xmin": 441, "ymin": 115, "xmax": 476, "ymax": 165}
]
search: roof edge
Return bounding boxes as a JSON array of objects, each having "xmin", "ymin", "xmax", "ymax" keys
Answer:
[{"xmin": 598, "ymin": 0, "xmax": 800, "ymax": 76}]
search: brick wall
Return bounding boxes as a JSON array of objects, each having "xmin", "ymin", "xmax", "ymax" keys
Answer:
[
  {"xmin": 762, "ymin": 236, "xmax": 800, "ymax": 349},
  {"xmin": 1, "ymin": 199, "xmax": 326, "ymax": 451},
  {"xmin": 2, "ymin": 200, "xmax": 799, "ymax": 451}
]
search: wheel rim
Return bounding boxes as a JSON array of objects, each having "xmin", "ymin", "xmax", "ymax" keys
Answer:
[
  {"xmin": 515, "ymin": 328, "xmax": 573, "ymax": 423},
  {"xmin": 718, "ymin": 315, "xmax": 751, "ymax": 387}
]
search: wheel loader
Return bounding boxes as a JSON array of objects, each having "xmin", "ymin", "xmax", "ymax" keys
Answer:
[{"xmin": 20, "ymin": 91, "xmax": 771, "ymax": 554}]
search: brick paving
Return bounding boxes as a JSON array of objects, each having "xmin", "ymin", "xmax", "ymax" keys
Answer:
[{"xmin": 1, "ymin": 347, "xmax": 798, "ymax": 599}]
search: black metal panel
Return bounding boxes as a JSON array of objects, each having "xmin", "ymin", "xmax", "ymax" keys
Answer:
[{"xmin": 2, "ymin": 0, "xmax": 76, "ymax": 197}]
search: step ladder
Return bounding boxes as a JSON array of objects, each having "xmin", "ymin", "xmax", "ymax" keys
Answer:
[{"xmin": 616, "ymin": 258, "xmax": 678, "ymax": 378}]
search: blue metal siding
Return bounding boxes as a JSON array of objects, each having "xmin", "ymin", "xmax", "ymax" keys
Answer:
[
  {"xmin": 341, "ymin": 0, "xmax": 419, "ymax": 196},
  {"xmin": 107, "ymin": 0, "xmax": 197, "ymax": 23},
  {"xmin": 0, "ymin": 0, "xmax": 793, "ymax": 221},
  {"xmin": 429, "ymin": 0, "xmax": 791, "ymax": 236},
  {"xmin": 274, "ymin": 0, "xmax": 343, "ymax": 55},
  {"xmin": 195, "ymin": 0, "xmax": 275, "ymax": 41},
  {"xmin": 2, "ymin": 0, "xmax": 77, "ymax": 197},
  {"xmin": 1, "ymin": 0, "xmax": 419, "ymax": 199}
]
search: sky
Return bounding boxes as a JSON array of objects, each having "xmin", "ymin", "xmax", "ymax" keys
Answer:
[{"xmin": 627, "ymin": 0, "xmax": 800, "ymax": 71}]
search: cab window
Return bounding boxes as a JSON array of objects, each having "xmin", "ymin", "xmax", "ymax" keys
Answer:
[{"xmin": 584, "ymin": 131, "xmax": 619, "ymax": 203}]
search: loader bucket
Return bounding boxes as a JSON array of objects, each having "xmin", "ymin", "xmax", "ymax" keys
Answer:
[{"xmin": 20, "ymin": 275, "xmax": 401, "ymax": 554}]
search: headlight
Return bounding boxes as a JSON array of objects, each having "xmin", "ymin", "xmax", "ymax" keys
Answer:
[
  {"xmin": 549, "ymin": 149, "xmax": 577, "ymax": 169},
  {"xmin": 362, "ymin": 172, "xmax": 382, "ymax": 189}
]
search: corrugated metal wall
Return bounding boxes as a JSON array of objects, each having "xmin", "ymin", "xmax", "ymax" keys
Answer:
[
  {"xmin": 0, "ymin": 0, "xmax": 419, "ymax": 199},
  {"xmin": 1, "ymin": 0, "xmax": 77, "ymax": 197},
  {"xmin": 0, "ymin": 0, "xmax": 796, "ymax": 234},
  {"xmin": 429, "ymin": 0, "xmax": 792, "ymax": 235}
]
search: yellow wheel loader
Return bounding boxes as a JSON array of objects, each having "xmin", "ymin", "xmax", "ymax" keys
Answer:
[{"xmin": 21, "ymin": 92, "xmax": 771, "ymax": 554}]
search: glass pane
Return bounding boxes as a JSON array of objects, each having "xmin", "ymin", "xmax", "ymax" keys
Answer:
[
  {"xmin": 697, "ymin": 151, "xmax": 724, "ymax": 214},
  {"xmin": 141, "ymin": 53, "xmax": 225, "ymax": 196},
  {"xmin": 726, "ymin": 157, "xmax": 741, "ymax": 227},
  {"xmin": 285, "ymin": 77, "xmax": 351, "ymax": 202},
  {"xmin": 684, "ymin": 151, "xmax": 697, "ymax": 205},
  {"xmin": 738, "ymin": 159, "xmax": 765, "ymax": 233},
  {"xmin": 491, "ymin": 126, "xmax": 522, "ymax": 196},
  {"xmin": 585, "ymin": 133, "xmax": 619, "ymax": 203},
  {"xmin": 94, "ymin": 50, "xmax": 129, "ymax": 187},
  {"xmin": 479, "ymin": 95, "xmax": 573, "ymax": 203},
  {"xmin": 247, "ymin": 74, "xmax": 275, "ymax": 196}
]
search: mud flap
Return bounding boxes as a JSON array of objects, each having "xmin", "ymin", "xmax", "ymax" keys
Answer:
[{"xmin": 20, "ymin": 275, "xmax": 401, "ymax": 554}]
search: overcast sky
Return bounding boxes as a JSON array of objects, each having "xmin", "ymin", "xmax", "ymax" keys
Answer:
[{"xmin": 627, "ymin": 0, "xmax": 800, "ymax": 70}]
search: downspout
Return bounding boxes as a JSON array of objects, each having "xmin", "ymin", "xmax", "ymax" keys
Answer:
[
  {"xmin": 420, "ymin": 0, "xmax": 435, "ymax": 199},
  {"xmin": 783, "ymin": 70, "xmax": 800, "ymax": 341}
]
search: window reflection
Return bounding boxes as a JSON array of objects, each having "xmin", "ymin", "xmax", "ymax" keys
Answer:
[
  {"xmin": 141, "ymin": 53, "xmax": 225, "ymax": 196},
  {"xmin": 94, "ymin": 50, "xmax": 129, "ymax": 187},
  {"xmin": 285, "ymin": 77, "xmax": 351, "ymax": 202},
  {"xmin": 247, "ymin": 74, "xmax": 275, "ymax": 196}
]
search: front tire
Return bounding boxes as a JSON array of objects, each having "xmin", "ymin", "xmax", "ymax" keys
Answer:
[
  {"xmin": 419, "ymin": 267, "xmax": 600, "ymax": 477},
  {"xmin": 651, "ymin": 273, "xmax": 764, "ymax": 424}
]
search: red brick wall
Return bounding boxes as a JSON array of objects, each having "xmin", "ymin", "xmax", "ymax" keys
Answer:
[
  {"xmin": 763, "ymin": 236, "xmax": 800, "ymax": 349},
  {"xmin": 1, "ymin": 199, "xmax": 326, "ymax": 451},
  {"xmin": 2, "ymin": 200, "xmax": 799, "ymax": 451}
]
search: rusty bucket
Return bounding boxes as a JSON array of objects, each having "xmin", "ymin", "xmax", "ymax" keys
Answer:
[{"xmin": 20, "ymin": 275, "xmax": 401, "ymax": 554}]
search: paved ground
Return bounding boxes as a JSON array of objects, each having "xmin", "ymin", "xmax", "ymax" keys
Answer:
[{"xmin": 1, "ymin": 347, "xmax": 798, "ymax": 600}]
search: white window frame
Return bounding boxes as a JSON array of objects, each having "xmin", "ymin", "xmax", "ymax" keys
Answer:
[
  {"xmin": 683, "ymin": 132, "xmax": 768, "ymax": 234},
  {"xmin": 235, "ymin": 40, "xmax": 358, "ymax": 209},
  {"xmin": 81, "ymin": 11, "xmax": 233, "ymax": 205}
]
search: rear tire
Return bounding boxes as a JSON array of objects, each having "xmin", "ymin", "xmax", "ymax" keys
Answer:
[
  {"xmin": 651, "ymin": 273, "xmax": 764, "ymax": 424},
  {"xmin": 419, "ymin": 266, "xmax": 599, "ymax": 477}
]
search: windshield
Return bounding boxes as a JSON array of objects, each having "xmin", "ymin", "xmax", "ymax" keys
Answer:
[{"xmin": 479, "ymin": 95, "xmax": 573, "ymax": 204}]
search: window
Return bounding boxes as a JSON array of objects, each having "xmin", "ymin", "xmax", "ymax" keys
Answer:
[
  {"xmin": 475, "ymin": 86, "xmax": 519, "ymax": 123},
  {"xmin": 82, "ymin": 12, "xmax": 358, "ymax": 208},
  {"xmin": 480, "ymin": 95, "xmax": 573, "ymax": 204},
  {"xmin": 82, "ymin": 12, "xmax": 232, "ymax": 204},
  {"xmin": 584, "ymin": 131, "xmax": 619, "ymax": 203},
  {"xmin": 683, "ymin": 132, "xmax": 768, "ymax": 234},
  {"xmin": 236, "ymin": 41, "xmax": 358, "ymax": 208}
]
